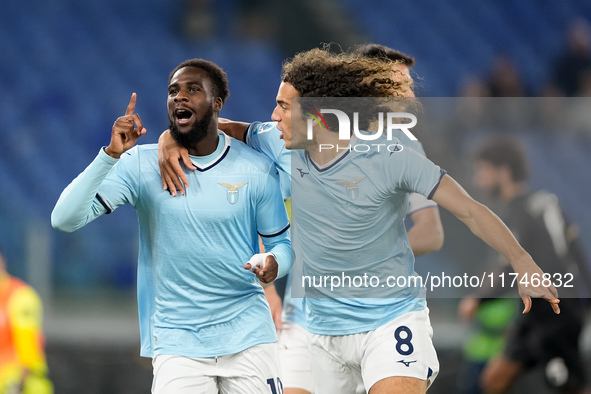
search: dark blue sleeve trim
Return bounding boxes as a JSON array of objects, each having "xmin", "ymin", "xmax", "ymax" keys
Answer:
[
  {"xmin": 427, "ymin": 169, "xmax": 447, "ymax": 200},
  {"xmin": 96, "ymin": 193, "xmax": 113, "ymax": 214},
  {"xmin": 243, "ymin": 124, "xmax": 253, "ymax": 144},
  {"xmin": 259, "ymin": 223, "xmax": 290, "ymax": 238}
]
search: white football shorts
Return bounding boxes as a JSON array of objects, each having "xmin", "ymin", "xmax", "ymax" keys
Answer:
[
  {"xmin": 278, "ymin": 322, "xmax": 314, "ymax": 392},
  {"xmin": 152, "ymin": 342, "xmax": 282, "ymax": 394},
  {"xmin": 308, "ymin": 308, "xmax": 439, "ymax": 393}
]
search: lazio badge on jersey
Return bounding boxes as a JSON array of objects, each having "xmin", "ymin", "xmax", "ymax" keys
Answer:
[
  {"xmin": 337, "ymin": 177, "xmax": 365, "ymax": 200},
  {"xmin": 218, "ymin": 182, "xmax": 248, "ymax": 204}
]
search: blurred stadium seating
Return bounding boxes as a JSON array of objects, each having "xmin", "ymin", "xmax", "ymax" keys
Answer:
[{"xmin": 341, "ymin": 0, "xmax": 591, "ymax": 96}]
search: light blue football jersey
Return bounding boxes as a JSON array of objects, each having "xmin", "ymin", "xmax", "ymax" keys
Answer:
[
  {"xmin": 290, "ymin": 134, "xmax": 445, "ymax": 335},
  {"xmin": 52, "ymin": 132, "xmax": 291, "ymax": 358},
  {"xmin": 245, "ymin": 122, "xmax": 440, "ymax": 330}
]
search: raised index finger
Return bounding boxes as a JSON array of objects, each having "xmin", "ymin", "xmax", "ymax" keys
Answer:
[{"xmin": 125, "ymin": 93, "xmax": 137, "ymax": 116}]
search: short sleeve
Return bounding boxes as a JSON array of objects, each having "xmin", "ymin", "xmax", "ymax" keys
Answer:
[
  {"xmin": 246, "ymin": 121, "xmax": 291, "ymax": 176},
  {"xmin": 387, "ymin": 144, "xmax": 446, "ymax": 199}
]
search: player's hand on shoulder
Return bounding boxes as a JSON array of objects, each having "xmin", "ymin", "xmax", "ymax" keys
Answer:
[
  {"xmin": 105, "ymin": 93, "xmax": 147, "ymax": 159},
  {"xmin": 158, "ymin": 129, "xmax": 194, "ymax": 196},
  {"xmin": 244, "ymin": 253, "xmax": 278, "ymax": 284}
]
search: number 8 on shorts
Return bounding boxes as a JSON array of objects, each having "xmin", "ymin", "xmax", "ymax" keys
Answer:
[{"xmin": 394, "ymin": 325, "xmax": 414, "ymax": 356}]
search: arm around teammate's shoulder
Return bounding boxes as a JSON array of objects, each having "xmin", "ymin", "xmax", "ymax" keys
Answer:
[{"xmin": 218, "ymin": 118, "xmax": 250, "ymax": 142}]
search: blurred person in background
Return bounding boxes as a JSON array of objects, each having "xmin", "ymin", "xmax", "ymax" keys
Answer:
[
  {"xmin": 0, "ymin": 248, "xmax": 52, "ymax": 394},
  {"xmin": 459, "ymin": 136, "xmax": 590, "ymax": 394},
  {"xmin": 551, "ymin": 19, "xmax": 591, "ymax": 97},
  {"xmin": 353, "ymin": 43, "xmax": 444, "ymax": 257},
  {"xmin": 486, "ymin": 55, "xmax": 529, "ymax": 97},
  {"xmin": 457, "ymin": 287, "xmax": 518, "ymax": 393},
  {"xmin": 353, "ymin": 43, "xmax": 416, "ymax": 96}
]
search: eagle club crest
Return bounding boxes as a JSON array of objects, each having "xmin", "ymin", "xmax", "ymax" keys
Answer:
[
  {"xmin": 218, "ymin": 182, "xmax": 248, "ymax": 204},
  {"xmin": 337, "ymin": 177, "xmax": 366, "ymax": 200}
]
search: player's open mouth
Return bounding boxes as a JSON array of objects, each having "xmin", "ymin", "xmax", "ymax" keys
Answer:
[{"xmin": 174, "ymin": 108, "xmax": 194, "ymax": 125}]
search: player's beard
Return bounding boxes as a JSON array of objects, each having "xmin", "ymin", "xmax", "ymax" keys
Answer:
[{"xmin": 169, "ymin": 105, "xmax": 215, "ymax": 150}]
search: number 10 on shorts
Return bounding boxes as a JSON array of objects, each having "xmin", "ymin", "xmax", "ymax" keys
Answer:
[{"xmin": 267, "ymin": 377, "xmax": 283, "ymax": 394}]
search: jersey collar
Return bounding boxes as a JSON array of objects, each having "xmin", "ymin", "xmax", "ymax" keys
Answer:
[
  {"xmin": 306, "ymin": 133, "xmax": 359, "ymax": 173},
  {"xmin": 189, "ymin": 132, "xmax": 231, "ymax": 172}
]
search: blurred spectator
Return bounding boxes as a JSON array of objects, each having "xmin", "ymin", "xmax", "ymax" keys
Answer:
[
  {"xmin": 486, "ymin": 55, "xmax": 528, "ymax": 97},
  {"xmin": 233, "ymin": 0, "xmax": 278, "ymax": 42},
  {"xmin": 457, "ymin": 298, "xmax": 517, "ymax": 394},
  {"xmin": 459, "ymin": 136, "xmax": 590, "ymax": 394},
  {"xmin": 182, "ymin": 0, "xmax": 215, "ymax": 39},
  {"xmin": 459, "ymin": 76, "xmax": 491, "ymax": 97},
  {"xmin": 577, "ymin": 69, "xmax": 591, "ymax": 96},
  {"xmin": 457, "ymin": 76, "xmax": 491, "ymax": 130},
  {"xmin": 551, "ymin": 19, "xmax": 591, "ymax": 96},
  {"xmin": 0, "ymin": 248, "xmax": 52, "ymax": 394}
]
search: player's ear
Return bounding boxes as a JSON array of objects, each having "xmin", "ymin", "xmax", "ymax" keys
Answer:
[{"xmin": 214, "ymin": 97, "xmax": 223, "ymax": 112}]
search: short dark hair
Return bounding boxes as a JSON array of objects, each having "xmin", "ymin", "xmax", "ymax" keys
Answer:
[
  {"xmin": 474, "ymin": 136, "xmax": 530, "ymax": 182},
  {"xmin": 354, "ymin": 43, "xmax": 416, "ymax": 68},
  {"xmin": 169, "ymin": 59, "xmax": 230, "ymax": 104}
]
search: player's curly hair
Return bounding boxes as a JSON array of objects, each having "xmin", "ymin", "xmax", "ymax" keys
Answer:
[
  {"xmin": 281, "ymin": 48, "xmax": 415, "ymax": 131},
  {"xmin": 282, "ymin": 48, "xmax": 407, "ymax": 99},
  {"xmin": 169, "ymin": 59, "xmax": 230, "ymax": 104}
]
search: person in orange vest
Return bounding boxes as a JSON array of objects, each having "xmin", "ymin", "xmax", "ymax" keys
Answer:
[{"xmin": 0, "ymin": 248, "xmax": 52, "ymax": 394}]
